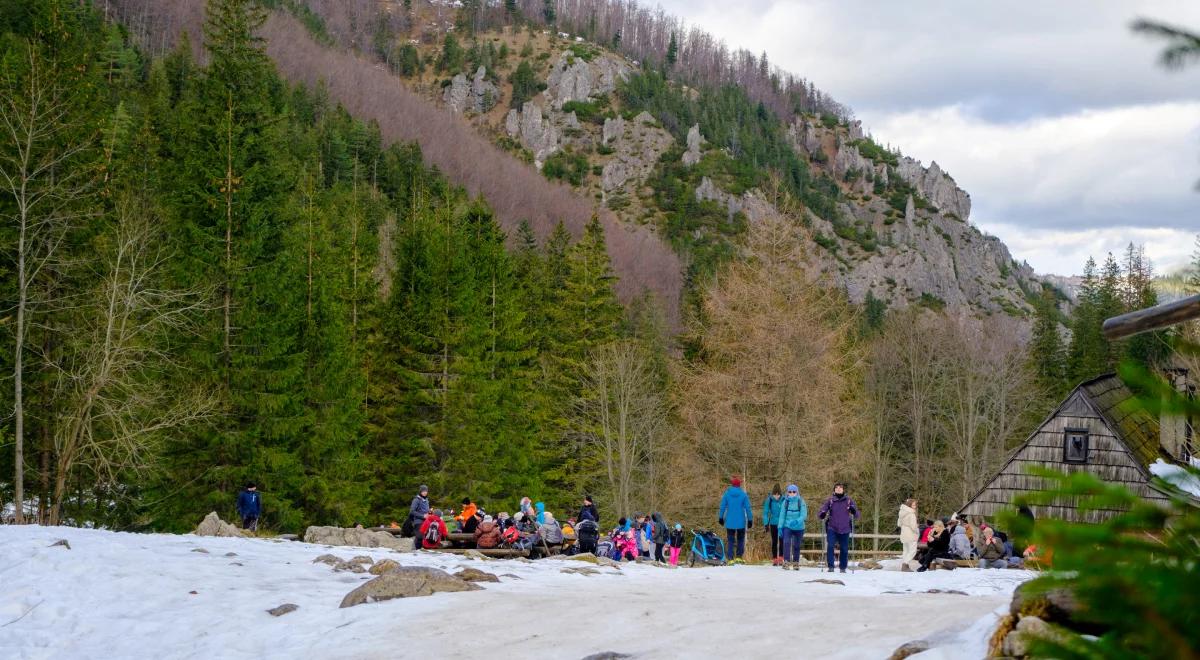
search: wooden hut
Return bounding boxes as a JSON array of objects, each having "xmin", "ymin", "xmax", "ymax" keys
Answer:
[{"xmin": 959, "ymin": 373, "xmax": 1194, "ymax": 523}]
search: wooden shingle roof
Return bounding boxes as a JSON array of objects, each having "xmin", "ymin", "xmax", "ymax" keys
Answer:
[{"xmin": 1080, "ymin": 374, "xmax": 1165, "ymax": 469}]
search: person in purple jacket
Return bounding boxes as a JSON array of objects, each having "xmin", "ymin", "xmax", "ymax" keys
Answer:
[{"xmin": 817, "ymin": 482, "xmax": 859, "ymax": 573}]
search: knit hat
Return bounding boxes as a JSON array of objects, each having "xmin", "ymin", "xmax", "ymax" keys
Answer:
[
  {"xmin": 731, "ymin": 476, "xmax": 742, "ymax": 487},
  {"xmin": 483, "ymin": 515, "xmax": 493, "ymax": 523},
  {"xmin": 419, "ymin": 484, "xmax": 429, "ymax": 493},
  {"xmin": 674, "ymin": 523, "xmax": 682, "ymax": 531},
  {"xmin": 513, "ymin": 512, "xmax": 524, "ymax": 522},
  {"xmin": 544, "ymin": 512, "xmax": 555, "ymax": 522},
  {"xmin": 462, "ymin": 497, "xmax": 472, "ymax": 505},
  {"xmin": 787, "ymin": 484, "xmax": 799, "ymax": 493},
  {"xmin": 432, "ymin": 509, "xmax": 443, "ymax": 517}
]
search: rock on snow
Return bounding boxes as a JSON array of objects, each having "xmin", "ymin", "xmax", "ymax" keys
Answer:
[{"xmin": 0, "ymin": 525, "xmax": 1032, "ymax": 659}]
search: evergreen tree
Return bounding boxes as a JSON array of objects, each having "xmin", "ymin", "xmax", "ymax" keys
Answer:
[
  {"xmin": 1030, "ymin": 287, "xmax": 1067, "ymax": 395},
  {"xmin": 666, "ymin": 32, "xmax": 678, "ymax": 68}
]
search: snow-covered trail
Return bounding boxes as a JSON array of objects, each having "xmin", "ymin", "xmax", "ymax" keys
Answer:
[{"xmin": 0, "ymin": 526, "xmax": 1028, "ymax": 659}]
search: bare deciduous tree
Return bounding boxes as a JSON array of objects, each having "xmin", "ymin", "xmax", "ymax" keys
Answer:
[
  {"xmin": 0, "ymin": 47, "xmax": 95, "ymax": 523},
  {"xmin": 47, "ymin": 200, "xmax": 215, "ymax": 524},
  {"xmin": 575, "ymin": 339, "xmax": 668, "ymax": 518}
]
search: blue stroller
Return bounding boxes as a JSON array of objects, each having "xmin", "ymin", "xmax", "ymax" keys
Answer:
[{"xmin": 689, "ymin": 529, "xmax": 726, "ymax": 566}]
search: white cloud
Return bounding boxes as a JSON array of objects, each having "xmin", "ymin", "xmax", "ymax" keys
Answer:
[
  {"xmin": 980, "ymin": 223, "xmax": 1197, "ymax": 276},
  {"xmin": 865, "ymin": 101, "xmax": 1200, "ymax": 223},
  {"xmin": 652, "ymin": 0, "xmax": 1200, "ymax": 275}
]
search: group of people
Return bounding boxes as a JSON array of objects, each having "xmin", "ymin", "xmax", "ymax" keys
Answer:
[
  {"xmin": 720, "ymin": 477, "xmax": 861, "ymax": 572},
  {"xmin": 406, "ymin": 487, "xmax": 615, "ymax": 558},
  {"xmin": 241, "ymin": 479, "xmax": 1037, "ymax": 573},
  {"xmin": 897, "ymin": 499, "xmax": 1035, "ymax": 571}
]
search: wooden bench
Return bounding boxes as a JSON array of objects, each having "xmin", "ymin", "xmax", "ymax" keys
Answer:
[{"xmin": 435, "ymin": 547, "xmax": 531, "ymax": 558}]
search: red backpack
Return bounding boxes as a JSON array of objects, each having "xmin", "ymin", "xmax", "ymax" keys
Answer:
[{"xmin": 501, "ymin": 525, "xmax": 521, "ymax": 545}]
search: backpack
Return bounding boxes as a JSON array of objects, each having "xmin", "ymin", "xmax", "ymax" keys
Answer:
[
  {"xmin": 577, "ymin": 520, "xmax": 599, "ymax": 542},
  {"xmin": 423, "ymin": 519, "xmax": 443, "ymax": 545},
  {"xmin": 501, "ymin": 525, "xmax": 521, "ymax": 545}
]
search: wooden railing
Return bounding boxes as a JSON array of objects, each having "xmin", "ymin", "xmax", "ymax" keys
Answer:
[{"xmin": 800, "ymin": 532, "xmax": 902, "ymax": 558}]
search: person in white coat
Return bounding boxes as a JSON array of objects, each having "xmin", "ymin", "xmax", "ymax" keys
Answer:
[{"xmin": 897, "ymin": 498, "xmax": 919, "ymax": 562}]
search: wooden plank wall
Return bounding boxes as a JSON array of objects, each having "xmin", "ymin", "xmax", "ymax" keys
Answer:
[{"xmin": 961, "ymin": 391, "xmax": 1170, "ymax": 524}]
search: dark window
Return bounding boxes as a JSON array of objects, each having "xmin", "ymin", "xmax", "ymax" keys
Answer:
[{"xmin": 1064, "ymin": 429, "xmax": 1089, "ymax": 463}]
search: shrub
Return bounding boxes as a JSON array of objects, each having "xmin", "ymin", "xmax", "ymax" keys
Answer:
[{"xmin": 542, "ymin": 150, "xmax": 589, "ymax": 186}]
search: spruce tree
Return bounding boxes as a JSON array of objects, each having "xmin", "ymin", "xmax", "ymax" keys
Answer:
[{"xmin": 1030, "ymin": 287, "xmax": 1067, "ymax": 395}]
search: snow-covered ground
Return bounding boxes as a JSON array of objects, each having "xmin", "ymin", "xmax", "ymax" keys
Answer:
[{"xmin": 0, "ymin": 526, "xmax": 1031, "ymax": 659}]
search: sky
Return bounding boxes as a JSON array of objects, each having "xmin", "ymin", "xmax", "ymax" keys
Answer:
[{"xmin": 655, "ymin": 0, "xmax": 1200, "ymax": 276}]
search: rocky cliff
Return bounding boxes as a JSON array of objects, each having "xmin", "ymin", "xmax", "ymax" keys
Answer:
[{"xmin": 487, "ymin": 47, "xmax": 1047, "ymax": 319}]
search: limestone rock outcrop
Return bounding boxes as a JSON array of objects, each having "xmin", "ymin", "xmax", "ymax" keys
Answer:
[
  {"xmin": 681, "ymin": 124, "xmax": 704, "ymax": 166},
  {"xmin": 504, "ymin": 102, "xmax": 561, "ymax": 167},
  {"xmin": 443, "ymin": 66, "xmax": 498, "ymax": 114},
  {"xmin": 545, "ymin": 51, "xmax": 628, "ymax": 108},
  {"xmin": 600, "ymin": 112, "xmax": 672, "ymax": 192}
]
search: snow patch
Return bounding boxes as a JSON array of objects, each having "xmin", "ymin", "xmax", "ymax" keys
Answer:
[{"xmin": 0, "ymin": 526, "xmax": 1033, "ymax": 659}]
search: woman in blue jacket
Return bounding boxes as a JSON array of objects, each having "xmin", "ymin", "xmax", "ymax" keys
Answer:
[
  {"xmin": 777, "ymin": 484, "xmax": 808, "ymax": 570},
  {"xmin": 718, "ymin": 476, "xmax": 753, "ymax": 560},
  {"xmin": 761, "ymin": 484, "xmax": 784, "ymax": 565}
]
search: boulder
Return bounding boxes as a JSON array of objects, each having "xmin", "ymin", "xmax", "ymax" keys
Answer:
[
  {"xmin": 303, "ymin": 526, "xmax": 409, "ymax": 551},
  {"xmin": 224, "ymin": 552, "xmax": 238, "ymax": 557},
  {"xmin": 858, "ymin": 558, "xmax": 882, "ymax": 570},
  {"xmin": 49, "ymin": 539, "xmax": 71, "ymax": 550},
  {"xmin": 347, "ymin": 555, "xmax": 375, "ymax": 566},
  {"xmin": 368, "ymin": 558, "xmax": 402, "ymax": 575},
  {"xmin": 333, "ymin": 561, "xmax": 367, "ymax": 574},
  {"xmin": 924, "ymin": 589, "xmax": 968, "ymax": 596},
  {"xmin": 191, "ymin": 548, "xmax": 209, "ymax": 554},
  {"xmin": 887, "ymin": 640, "xmax": 931, "ymax": 660},
  {"xmin": 561, "ymin": 566, "xmax": 602, "ymax": 576},
  {"xmin": 339, "ymin": 567, "xmax": 481, "ymax": 608},
  {"xmin": 581, "ymin": 653, "xmax": 630, "ymax": 660},
  {"xmin": 804, "ymin": 579, "xmax": 845, "ymax": 586},
  {"xmin": 266, "ymin": 603, "xmax": 299, "ymax": 617},
  {"xmin": 312, "ymin": 554, "xmax": 344, "ymax": 566},
  {"xmin": 194, "ymin": 512, "xmax": 245, "ymax": 538},
  {"xmin": 454, "ymin": 567, "xmax": 500, "ymax": 583},
  {"xmin": 1002, "ymin": 615, "xmax": 1061, "ymax": 658}
]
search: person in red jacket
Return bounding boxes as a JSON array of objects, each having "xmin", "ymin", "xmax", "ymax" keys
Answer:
[{"xmin": 418, "ymin": 509, "xmax": 448, "ymax": 550}]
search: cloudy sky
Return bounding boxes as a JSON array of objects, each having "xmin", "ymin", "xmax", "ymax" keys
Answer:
[{"xmin": 656, "ymin": 0, "xmax": 1200, "ymax": 276}]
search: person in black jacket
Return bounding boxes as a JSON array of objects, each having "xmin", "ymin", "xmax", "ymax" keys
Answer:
[
  {"xmin": 578, "ymin": 495, "xmax": 599, "ymax": 525},
  {"xmin": 916, "ymin": 520, "xmax": 953, "ymax": 571},
  {"xmin": 667, "ymin": 523, "xmax": 685, "ymax": 566}
]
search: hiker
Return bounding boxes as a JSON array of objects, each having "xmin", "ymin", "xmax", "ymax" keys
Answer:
[
  {"xmin": 539, "ymin": 512, "xmax": 565, "ymax": 550},
  {"xmin": 777, "ymin": 484, "xmax": 807, "ymax": 570},
  {"xmin": 949, "ymin": 518, "xmax": 973, "ymax": 559},
  {"xmin": 762, "ymin": 484, "xmax": 784, "ymax": 565},
  {"xmin": 535, "ymin": 501, "xmax": 546, "ymax": 525},
  {"xmin": 651, "ymin": 512, "xmax": 669, "ymax": 562},
  {"xmin": 919, "ymin": 519, "xmax": 936, "ymax": 544},
  {"xmin": 898, "ymin": 499, "xmax": 919, "ymax": 563},
  {"xmin": 455, "ymin": 497, "xmax": 478, "ymax": 531},
  {"xmin": 717, "ymin": 476, "xmax": 753, "ymax": 560},
  {"xmin": 418, "ymin": 509, "xmax": 448, "ymax": 550},
  {"xmin": 407, "ymin": 484, "xmax": 431, "ymax": 548},
  {"xmin": 475, "ymin": 515, "xmax": 502, "ymax": 549},
  {"xmin": 614, "ymin": 518, "xmax": 638, "ymax": 561},
  {"xmin": 578, "ymin": 495, "xmax": 599, "ymax": 524},
  {"xmin": 976, "ymin": 527, "xmax": 1008, "ymax": 569},
  {"xmin": 633, "ymin": 513, "xmax": 652, "ymax": 559},
  {"xmin": 518, "ymin": 497, "xmax": 534, "ymax": 519},
  {"xmin": 576, "ymin": 517, "xmax": 600, "ymax": 555},
  {"xmin": 916, "ymin": 520, "xmax": 953, "ymax": 572},
  {"xmin": 668, "ymin": 523, "xmax": 685, "ymax": 566},
  {"xmin": 236, "ymin": 482, "xmax": 262, "ymax": 531},
  {"xmin": 817, "ymin": 482, "xmax": 859, "ymax": 573}
]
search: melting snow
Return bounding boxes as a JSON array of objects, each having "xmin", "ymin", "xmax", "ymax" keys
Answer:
[{"xmin": 0, "ymin": 526, "xmax": 1033, "ymax": 659}]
